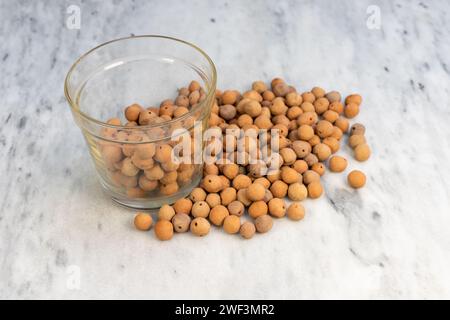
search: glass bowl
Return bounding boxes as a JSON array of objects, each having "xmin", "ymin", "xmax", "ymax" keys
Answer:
[{"xmin": 64, "ymin": 35, "xmax": 217, "ymax": 209}]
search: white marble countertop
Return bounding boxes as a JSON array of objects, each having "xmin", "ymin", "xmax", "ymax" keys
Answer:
[{"xmin": 1, "ymin": 0, "xmax": 450, "ymax": 299}]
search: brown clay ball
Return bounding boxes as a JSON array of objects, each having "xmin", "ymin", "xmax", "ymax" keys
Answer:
[
  {"xmin": 255, "ymin": 215, "xmax": 273, "ymax": 233},
  {"xmin": 154, "ymin": 220, "xmax": 174, "ymax": 241},
  {"xmin": 190, "ymin": 217, "xmax": 211, "ymax": 236},
  {"xmin": 134, "ymin": 212, "xmax": 153, "ymax": 231},
  {"xmin": 287, "ymin": 203, "xmax": 305, "ymax": 221},
  {"xmin": 240, "ymin": 221, "xmax": 256, "ymax": 239},
  {"xmin": 347, "ymin": 170, "xmax": 366, "ymax": 188},
  {"xmin": 223, "ymin": 215, "xmax": 241, "ymax": 234}
]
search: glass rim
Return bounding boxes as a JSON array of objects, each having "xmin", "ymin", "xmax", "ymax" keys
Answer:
[{"xmin": 64, "ymin": 35, "xmax": 217, "ymax": 130}]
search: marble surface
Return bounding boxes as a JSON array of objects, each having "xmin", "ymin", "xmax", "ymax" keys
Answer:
[{"xmin": 1, "ymin": 0, "xmax": 450, "ymax": 299}]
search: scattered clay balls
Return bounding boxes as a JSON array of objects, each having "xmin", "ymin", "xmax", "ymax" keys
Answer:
[
  {"xmin": 255, "ymin": 215, "xmax": 273, "ymax": 233},
  {"xmin": 154, "ymin": 220, "xmax": 174, "ymax": 241},
  {"xmin": 190, "ymin": 217, "xmax": 210, "ymax": 236},
  {"xmin": 354, "ymin": 143, "xmax": 371, "ymax": 161},
  {"xmin": 172, "ymin": 213, "xmax": 191, "ymax": 233},
  {"xmin": 134, "ymin": 212, "xmax": 153, "ymax": 231},
  {"xmin": 223, "ymin": 215, "xmax": 241, "ymax": 234},
  {"xmin": 347, "ymin": 170, "xmax": 366, "ymax": 189},
  {"xmin": 329, "ymin": 155, "xmax": 348, "ymax": 172},
  {"xmin": 126, "ymin": 79, "xmax": 371, "ymax": 241},
  {"xmin": 240, "ymin": 221, "xmax": 256, "ymax": 239},
  {"xmin": 287, "ymin": 203, "xmax": 305, "ymax": 221}
]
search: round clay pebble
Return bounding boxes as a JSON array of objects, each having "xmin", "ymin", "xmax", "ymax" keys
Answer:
[
  {"xmin": 190, "ymin": 217, "xmax": 210, "ymax": 236},
  {"xmin": 243, "ymin": 100, "xmax": 262, "ymax": 117},
  {"xmin": 248, "ymin": 201, "xmax": 268, "ymax": 219},
  {"xmin": 354, "ymin": 143, "xmax": 371, "ymax": 161},
  {"xmin": 307, "ymin": 181, "xmax": 323, "ymax": 199},
  {"xmin": 350, "ymin": 123, "xmax": 366, "ymax": 136},
  {"xmin": 329, "ymin": 155, "xmax": 348, "ymax": 172},
  {"xmin": 221, "ymin": 90, "xmax": 238, "ymax": 105},
  {"xmin": 348, "ymin": 134, "xmax": 366, "ymax": 148},
  {"xmin": 205, "ymin": 193, "xmax": 221, "ymax": 207},
  {"xmin": 292, "ymin": 140, "xmax": 311, "ymax": 158},
  {"xmin": 237, "ymin": 189, "xmax": 252, "ymax": 206},
  {"xmin": 160, "ymin": 182, "xmax": 179, "ymax": 196},
  {"xmin": 154, "ymin": 144, "xmax": 173, "ymax": 163},
  {"xmin": 232, "ymin": 174, "xmax": 252, "ymax": 190},
  {"xmin": 348, "ymin": 170, "xmax": 366, "ymax": 188},
  {"xmin": 220, "ymin": 187, "xmax": 237, "ymax": 206},
  {"xmin": 313, "ymin": 97, "xmax": 329, "ymax": 114},
  {"xmin": 125, "ymin": 104, "xmax": 142, "ymax": 122},
  {"xmin": 252, "ymin": 81, "xmax": 267, "ymax": 93},
  {"xmin": 172, "ymin": 213, "xmax": 191, "ymax": 233},
  {"xmin": 158, "ymin": 204, "xmax": 175, "ymax": 221},
  {"xmin": 287, "ymin": 203, "xmax": 305, "ymax": 221},
  {"xmin": 313, "ymin": 143, "xmax": 332, "ymax": 161},
  {"xmin": 293, "ymin": 160, "xmax": 308, "ymax": 174},
  {"xmin": 203, "ymin": 175, "xmax": 223, "ymax": 193},
  {"xmin": 268, "ymin": 198, "xmax": 286, "ymax": 218},
  {"xmin": 154, "ymin": 220, "xmax": 174, "ymax": 241},
  {"xmin": 246, "ymin": 183, "xmax": 266, "ymax": 201},
  {"xmin": 228, "ymin": 200, "xmax": 245, "ymax": 216},
  {"xmin": 311, "ymin": 86, "xmax": 326, "ymax": 98},
  {"xmin": 345, "ymin": 94, "xmax": 362, "ymax": 105},
  {"xmin": 288, "ymin": 182, "xmax": 308, "ymax": 201},
  {"xmin": 222, "ymin": 163, "xmax": 239, "ymax": 180},
  {"xmin": 240, "ymin": 221, "xmax": 256, "ymax": 239},
  {"xmin": 315, "ymin": 120, "xmax": 334, "ymax": 138},
  {"xmin": 134, "ymin": 212, "xmax": 153, "ymax": 231},
  {"xmin": 223, "ymin": 215, "xmax": 241, "ymax": 234},
  {"xmin": 308, "ymin": 134, "xmax": 321, "ymax": 147},
  {"xmin": 344, "ymin": 103, "xmax": 360, "ymax": 118},
  {"xmin": 326, "ymin": 91, "xmax": 341, "ymax": 103},
  {"xmin": 255, "ymin": 215, "xmax": 273, "ymax": 233},
  {"xmin": 209, "ymin": 205, "xmax": 229, "ymax": 226},
  {"xmin": 311, "ymin": 162, "xmax": 326, "ymax": 176},
  {"xmin": 280, "ymin": 147, "xmax": 297, "ymax": 165},
  {"xmin": 219, "ymin": 104, "xmax": 237, "ymax": 121},
  {"xmin": 191, "ymin": 201, "xmax": 210, "ymax": 218},
  {"xmin": 304, "ymin": 153, "xmax": 319, "ymax": 167},
  {"xmin": 189, "ymin": 187, "xmax": 207, "ymax": 202},
  {"xmin": 329, "ymin": 101, "xmax": 344, "ymax": 114},
  {"xmin": 322, "ymin": 110, "xmax": 339, "ymax": 123},
  {"xmin": 253, "ymin": 177, "xmax": 271, "ymax": 189},
  {"xmin": 322, "ymin": 137, "xmax": 340, "ymax": 153},
  {"xmin": 270, "ymin": 180, "xmax": 288, "ymax": 198},
  {"xmin": 173, "ymin": 198, "xmax": 192, "ymax": 215},
  {"xmin": 335, "ymin": 117, "xmax": 350, "ymax": 133},
  {"xmin": 298, "ymin": 125, "xmax": 315, "ymax": 141},
  {"xmin": 280, "ymin": 166, "xmax": 301, "ymax": 184},
  {"xmin": 303, "ymin": 170, "xmax": 320, "ymax": 185}
]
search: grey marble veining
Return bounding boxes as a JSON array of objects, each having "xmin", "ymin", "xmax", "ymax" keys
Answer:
[{"xmin": 1, "ymin": 0, "xmax": 450, "ymax": 299}]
